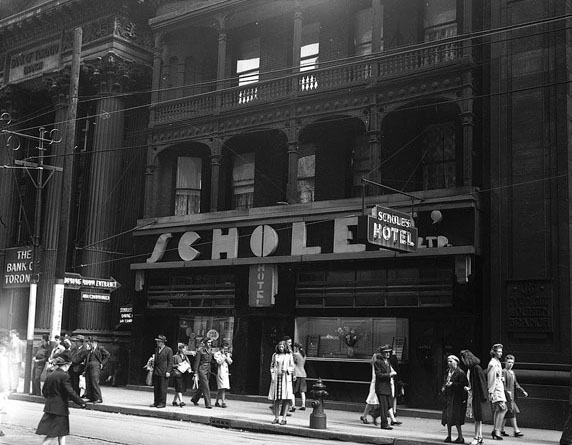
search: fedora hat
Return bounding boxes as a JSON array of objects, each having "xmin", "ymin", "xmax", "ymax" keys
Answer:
[
  {"xmin": 155, "ymin": 334, "xmax": 167, "ymax": 343},
  {"xmin": 379, "ymin": 344, "xmax": 393, "ymax": 353}
]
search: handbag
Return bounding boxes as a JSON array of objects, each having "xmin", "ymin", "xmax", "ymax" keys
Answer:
[
  {"xmin": 177, "ymin": 360, "xmax": 191, "ymax": 374},
  {"xmin": 145, "ymin": 369, "xmax": 153, "ymax": 386}
]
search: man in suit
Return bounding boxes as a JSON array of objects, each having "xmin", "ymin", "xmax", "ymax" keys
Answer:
[
  {"xmin": 191, "ymin": 338, "xmax": 214, "ymax": 408},
  {"xmin": 84, "ymin": 337, "xmax": 110, "ymax": 403},
  {"xmin": 69, "ymin": 335, "xmax": 88, "ymax": 396},
  {"xmin": 151, "ymin": 334, "xmax": 173, "ymax": 408},
  {"xmin": 374, "ymin": 344, "xmax": 397, "ymax": 430}
]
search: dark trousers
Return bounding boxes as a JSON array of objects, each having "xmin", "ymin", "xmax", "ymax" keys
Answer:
[
  {"xmin": 31, "ymin": 363, "xmax": 44, "ymax": 395},
  {"xmin": 375, "ymin": 392, "xmax": 392, "ymax": 428},
  {"xmin": 85, "ymin": 364, "xmax": 102, "ymax": 401},
  {"xmin": 152, "ymin": 374, "xmax": 168, "ymax": 406},
  {"xmin": 69, "ymin": 368, "xmax": 81, "ymax": 395},
  {"xmin": 191, "ymin": 369, "xmax": 211, "ymax": 407}
]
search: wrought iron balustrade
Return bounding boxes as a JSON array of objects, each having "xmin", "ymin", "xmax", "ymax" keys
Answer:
[{"xmin": 152, "ymin": 38, "xmax": 464, "ymax": 125}]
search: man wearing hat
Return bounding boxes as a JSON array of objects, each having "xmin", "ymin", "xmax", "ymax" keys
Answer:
[
  {"xmin": 83, "ymin": 337, "xmax": 110, "ymax": 404},
  {"xmin": 374, "ymin": 344, "xmax": 397, "ymax": 430},
  {"xmin": 151, "ymin": 334, "xmax": 173, "ymax": 408},
  {"xmin": 69, "ymin": 335, "xmax": 88, "ymax": 396}
]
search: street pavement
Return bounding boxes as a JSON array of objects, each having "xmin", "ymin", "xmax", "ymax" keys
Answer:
[{"xmin": 7, "ymin": 386, "xmax": 563, "ymax": 445}]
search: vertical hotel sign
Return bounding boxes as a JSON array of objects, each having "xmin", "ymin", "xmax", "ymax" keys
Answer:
[
  {"xmin": 248, "ymin": 264, "xmax": 278, "ymax": 307},
  {"xmin": 9, "ymin": 42, "xmax": 61, "ymax": 83}
]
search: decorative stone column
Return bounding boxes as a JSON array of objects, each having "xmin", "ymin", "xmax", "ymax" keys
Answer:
[
  {"xmin": 286, "ymin": 133, "xmax": 299, "ymax": 204},
  {"xmin": 78, "ymin": 54, "xmax": 132, "ymax": 330},
  {"xmin": 210, "ymin": 138, "xmax": 222, "ymax": 212},
  {"xmin": 291, "ymin": 1, "xmax": 303, "ymax": 95}
]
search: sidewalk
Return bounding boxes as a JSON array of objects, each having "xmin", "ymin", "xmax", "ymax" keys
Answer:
[{"xmin": 10, "ymin": 386, "xmax": 563, "ymax": 445}]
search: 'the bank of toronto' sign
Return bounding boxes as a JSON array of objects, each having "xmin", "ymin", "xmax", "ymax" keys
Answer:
[{"xmin": 358, "ymin": 206, "xmax": 418, "ymax": 253}]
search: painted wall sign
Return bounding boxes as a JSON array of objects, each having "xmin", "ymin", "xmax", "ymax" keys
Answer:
[
  {"xmin": 248, "ymin": 264, "xmax": 278, "ymax": 307},
  {"xmin": 358, "ymin": 206, "xmax": 418, "ymax": 253},
  {"xmin": 9, "ymin": 42, "xmax": 61, "ymax": 83},
  {"xmin": 2, "ymin": 246, "xmax": 33, "ymax": 288}
]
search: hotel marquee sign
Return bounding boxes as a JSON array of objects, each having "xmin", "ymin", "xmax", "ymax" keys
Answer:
[{"xmin": 358, "ymin": 206, "xmax": 418, "ymax": 253}]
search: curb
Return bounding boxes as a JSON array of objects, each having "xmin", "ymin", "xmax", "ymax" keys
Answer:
[{"xmin": 10, "ymin": 393, "xmax": 446, "ymax": 445}]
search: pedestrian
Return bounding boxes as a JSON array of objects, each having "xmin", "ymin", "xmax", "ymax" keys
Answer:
[
  {"xmin": 441, "ymin": 354, "xmax": 468, "ymax": 444},
  {"xmin": 35, "ymin": 350, "xmax": 87, "ymax": 445},
  {"xmin": 388, "ymin": 351, "xmax": 402, "ymax": 426},
  {"xmin": 373, "ymin": 344, "xmax": 396, "ymax": 431},
  {"xmin": 31, "ymin": 334, "xmax": 51, "ymax": 396},
  {"xmin": 191, "ymin": 338, "xmax": 214, "ymax": 409},
  {"xmin": 68, "ymin": 335, "xmax": 87, "ymax": 396},
  {"xmin": 171, "ymin": 343, "xmax": 191, "ymax": 407},
  {"xmin": 214, "ymin": 343, "xmax": 232, "ymax": 408},
  {"xmin": 487, "ymin": 343, "xmax": 507, "ymax": 440},
  {"xmin": 0, "ymin": 336, "xmax": 10, "ymax": 438},
  {"xmin": 460, "ymin": 349, "xmax": 491, "ymax": 445},
  {"xmin": 500, "ymin": 354, "xmax": 527, "ymax": 438},
  {"xmin": 83, "ymin": 337, "xmax": 110, "ymax": 404},
  {"xmin": 282, "ymin": 336, "xmax": 296, "ymax": 414},
  {"xmin": 292, "ymin": 342, "xmax": 307, "ymax": 411},
  {"xmin": 8, "ymin": 330, "xmax": 24, "ymax": 393},
  {"xmin": 150, "ymin": 334, "xmax": 173, "ymax": 408},
  {"xmin": 103, "ymin": 338, "xmax": 122, "ymax": 386},
  {"xmin": 360, "ymin": 352, "xmax": 380, "ymax": 425},
  {"xmin": 268, "ymin": 340, "xmax": 294, "ymax": 425}
]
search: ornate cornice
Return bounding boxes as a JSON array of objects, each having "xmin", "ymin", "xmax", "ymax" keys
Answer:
[{"xmin": 85, "ymin": 52, "xmax": 151, "ymax": 95}]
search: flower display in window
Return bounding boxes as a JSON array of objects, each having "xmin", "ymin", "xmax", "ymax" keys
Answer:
[{"xmin": 336, "ymin": 326, "xmax": 362, "ymax": 347}]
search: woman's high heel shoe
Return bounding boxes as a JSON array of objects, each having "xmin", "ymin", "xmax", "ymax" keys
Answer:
[
  {"xmin": 491, "ymin": 431, "xmax": 503, "ymax": 440},
  {"xmin": 359, "ymin": 415, "xmax": 369, "ymax": 424}
]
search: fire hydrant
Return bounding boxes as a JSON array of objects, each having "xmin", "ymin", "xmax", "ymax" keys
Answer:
[{"xmin": 310, "ymin": 377, "xmax": 328, "ymax": 429}]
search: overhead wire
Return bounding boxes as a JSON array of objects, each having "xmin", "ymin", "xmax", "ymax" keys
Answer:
[{"xmin": 3, "ymin": 10, "xmax": 572, "ymax": 268}]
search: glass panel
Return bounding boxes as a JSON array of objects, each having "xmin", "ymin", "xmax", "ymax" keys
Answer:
[
  {"xmin": 424, "ymin": 0, "xmax": 456, "ymax": 28},
  {"xmin": 178, "ymin": 316, "xmax": 234, "ymax": 352},
  {"xmin": 175, "ymin": 157, "xmax": 202, "ymax": 215},
  {"xmin": 297, "ymin": 154, "xmax": 315, "ymax": 203},
  {"xmin": 232, "ymin": 152, "xmax": 255, "ymax": 210},
  {"xmin": 295, "ymin": 316, "xmax": 409, "ymax": 360}
]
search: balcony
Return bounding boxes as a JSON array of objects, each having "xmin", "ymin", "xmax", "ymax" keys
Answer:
[{"xmin": 151, "ymin": 37, "xmax": 469, "ymax": 126}]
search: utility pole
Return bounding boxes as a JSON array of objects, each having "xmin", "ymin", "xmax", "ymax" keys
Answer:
[
  {"xmin": 20, "ymin": 127, "xmax": 62, "ymax": 393},
  {"xmin": 52, "ymin": 27, "xmax": 82, "ymax": 340}
]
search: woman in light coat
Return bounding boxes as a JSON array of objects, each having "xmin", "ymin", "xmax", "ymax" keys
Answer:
[
  {"xmin": 487, "ymin": 343, "xmax": 507, "ymax": 440},
  {"xmin": 214, "ymin": 344, "xmax": 233, "ymax": 408},
  {"xmin": 267, "ymin": 341, "xmax": 294, "ymax": 425}
]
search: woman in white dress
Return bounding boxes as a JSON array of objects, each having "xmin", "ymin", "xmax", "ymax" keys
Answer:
[
  {"xmin": 360, "ymin": 353, "xmax": 380, "ymax": 424},
  {"xmin": 268, "ymin": 341, "xmax": 294, "ymax": 425},
  {"xmin": 214, "ymin": 344, "xmax": 233, "ymax": 408},
  {"xmin": 487, "ymin": 343, "xmax": 507, "ymax": 440}
]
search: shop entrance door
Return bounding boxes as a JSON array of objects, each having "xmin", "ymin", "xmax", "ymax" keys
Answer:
[
  {"xmin": 408, "ymin": 316, "xmax": 475, "ymax": 409},
  {"xmin": 258, "ymin": 317, "xmax": 294, "ymax": 395}
]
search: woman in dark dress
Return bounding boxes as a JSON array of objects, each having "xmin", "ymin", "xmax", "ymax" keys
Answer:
[
  {"xmin": 36, "ymin": 350, "xmax": 86, "ymax": 445},
  {"xmin": 441, "ymin": 354, "xmax": 468, "ymax": 444},
  {"xmin": 460, "ymin": 349, "xmax": 491, "ymax": 445}
]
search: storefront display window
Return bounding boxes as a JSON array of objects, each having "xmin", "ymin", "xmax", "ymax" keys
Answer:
[
  {"xmin": 295, "ymin": 317, "xmax": 408, "ymax": 361},
  {"xmin": 177, "ymin": 316, "xmax": 234, "ymax": 352}
]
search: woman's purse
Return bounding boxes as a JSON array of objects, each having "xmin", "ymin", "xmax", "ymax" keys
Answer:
[{"xmin": 177, "ymin": 360, "xmax": 191, "ymax": 374}]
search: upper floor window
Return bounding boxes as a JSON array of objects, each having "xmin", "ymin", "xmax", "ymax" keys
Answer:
[
  {"xmin": 300, "ymin": 22, "xmax": 319, "ymax": 91},
  {"xmin": 424, "ymin": 0, "xmax": 457, "ymax": 42},
  {"xmin": 420, "ymin": 123, "xmax": 456, "ymax": 190},
  {"xmin": 353, "ymin": 7, "xmax": 384, "ymax": 56},
  {"xmin": 237, "ymin": 38, "xmax": 260, "ymax": 103},
  {"xmin": 232, "ymin": 152, "xmax": 255, "ymax": 210},
  {"xmin": 175, "ymin": 157, "xmax": 202, "ymax": 215},
  {"xmin": 297, "ymin": 149, "xmax": 316, "ymax": 203}
]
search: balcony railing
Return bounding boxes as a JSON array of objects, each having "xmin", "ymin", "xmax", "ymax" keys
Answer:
[{"xmin": 152, "ymin": 38, "xmax": 465, "ymax": 125}]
